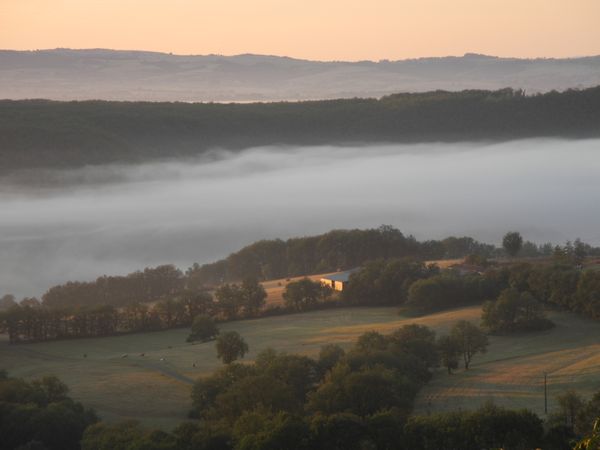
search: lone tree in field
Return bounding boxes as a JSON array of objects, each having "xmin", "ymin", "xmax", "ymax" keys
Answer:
[
  {"xmin": 187, "ymin": 314, "xmax": 219, "ymax": 342},
  {"xmin": 503, "ymin": 231, "xmax": 523, "ymax": 257},
  {"xmin": 437, "ymin": 334, "xmax": 461, "ymax": 374},
  {"xmin": 450, "ymin": 320, "xmax": 489, "ymax": 370},
  {"xmin": 216, "ymin": 331, "xmax": 249, "ymax": 364}
]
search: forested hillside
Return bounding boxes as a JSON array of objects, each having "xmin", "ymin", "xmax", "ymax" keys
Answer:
[{"xmin": 1, "ymin": 87, "xmax": 599, "ymax": 172}]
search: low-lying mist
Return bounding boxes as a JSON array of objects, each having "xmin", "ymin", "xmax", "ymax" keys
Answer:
[{"xmin": 2, "ymin": 139, "xmax": 599, "ymax": 298}]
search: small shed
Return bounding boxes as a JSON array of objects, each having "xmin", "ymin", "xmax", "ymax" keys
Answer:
[{"xmin": 319, "ymin": 268, "xmax": 360, "ymax": 292}]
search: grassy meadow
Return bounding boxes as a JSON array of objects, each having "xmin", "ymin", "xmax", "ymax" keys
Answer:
[
  {"xmin": 2, "ymin": 304, "xmax": 600, "ymax": 429},
  {"xmin": 1, "ymin": 306, "xmax": 404, "ymax": 429},
  {"xmin": 415, "ymin": 308, "xmax": 600, "ymax": 417}
]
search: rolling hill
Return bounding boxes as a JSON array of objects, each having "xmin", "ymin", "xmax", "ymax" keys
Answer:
[{"xmin": 2, "ymin": 49, "xmax": 600, "ymax": 102}]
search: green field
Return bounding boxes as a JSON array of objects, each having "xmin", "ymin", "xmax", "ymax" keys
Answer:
[
  {"xmin": 2, "ymin": 305, "xmax": 600, "ymax": 429},
  {"xmin": 415, "ymin": 308, "xmax": 600, "ymax": 417}
]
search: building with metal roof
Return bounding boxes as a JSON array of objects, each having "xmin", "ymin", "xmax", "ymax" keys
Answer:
[{"xmin": 319, "ymin": 268, "xmax": 360, "ymax": 291}]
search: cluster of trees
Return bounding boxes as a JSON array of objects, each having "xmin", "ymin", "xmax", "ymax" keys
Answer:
[
  {"xmin": 550, "ymin": 390, "xmax": 600, "ymax": 438},
  {"xmin": 342, "ymin": 247, "xmax": 600, "ymax": 324},
  {"xmin": 342, "ymin": 258, "xmax": 439, "ymax": 306},
  {"xmin": 189, "ymin": 325, "xmax": 440, "ymax": 427},
  {"xmin": 0, "ymin": 280, "xmax": 266, "ymax": 343},
  {"xmin": 4, "ymin": 357, "xmax": 600, "ymax": 450},
  {"xmin": 190, "ymin": 226, "xmax": 420, "ymax": 284},
  {"xmin": 481, "ymin": 288, "xmax": 554, "ymax": 333},
  {"xmin": 406, "ymin": 273, "xmax": 501, "ymax": 314},
  {"xmin": 80, "ymin": 403, "xmax": 559, "ymax": 450},
  {"xmin": 282, "ymin": 278, "xmax": 333, "ymax": 311},
  {"xmin": 187, "ymin": 322, "xmax": 489, "ymax": 427},
  {"xmin": 212, "ymin": 279, "xmax": 267, "ymax": 320},
  {"xmin": 340, "ymin": 259, "xmax": 506, "ymax": 314},
  {"xmin": 187, "ymin": 227, "xmax": 498, "ymax": 285},
  {"xmin": 501, "ymin": 231, "xmax": 595, "ymax": 262},
  {"xmin": 0, "ymin": 372, "xmax": 98, "ymax": 450},
  {"xmin": 552, "ymin": 239, "xmax": 589, "ymax": 266},
  {"xmin": 41, "ymin": 265, "xmax": 185, "ymax": 308},
  {"xmin": 405, "ymin": 403, "xmax": 546, "ymax": 450},
  {"xmin": 2, "ymin": 87, "xmax": 600, "ymax": 173},
  {"xmin": 498, "ymin": 263, "xmax": 600, "ymax": 321}
]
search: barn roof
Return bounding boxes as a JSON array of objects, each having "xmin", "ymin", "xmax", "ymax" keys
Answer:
[{"xmin": 320, "ymin": 268, "xmax": 361, "ymax": 282}]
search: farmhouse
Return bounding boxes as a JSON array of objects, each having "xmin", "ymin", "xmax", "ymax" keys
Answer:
[{"xmin": 319, "ymin": 268, "xmax": 360, "ymax": 291}]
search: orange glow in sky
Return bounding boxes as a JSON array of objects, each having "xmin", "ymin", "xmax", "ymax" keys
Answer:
[{"xmin": 1, "ymin": 0, "xmax": 599, "ymax": 60}]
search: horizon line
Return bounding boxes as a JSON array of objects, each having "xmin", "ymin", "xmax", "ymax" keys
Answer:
[{"xmin": 2, "ymin": 47, "xmax": 600, "ymax": 64}]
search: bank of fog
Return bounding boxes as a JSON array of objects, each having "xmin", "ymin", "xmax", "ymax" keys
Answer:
[{"xmin": 1, "ymin": 138, "xmax": 599, "ymax": 297}]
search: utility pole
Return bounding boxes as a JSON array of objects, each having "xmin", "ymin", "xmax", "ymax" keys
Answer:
[{"xmin": 544, "ymin": 372, "xmax": 548, "ymax": 414}]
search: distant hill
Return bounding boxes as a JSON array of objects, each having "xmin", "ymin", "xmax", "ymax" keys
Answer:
[
  {"xmin": 1, "ymin": 49, "xmax": 600, "ymax": 101},
  {"xmin": 1, "ymin": 87, "xmax": 599, "ymax": 172}
]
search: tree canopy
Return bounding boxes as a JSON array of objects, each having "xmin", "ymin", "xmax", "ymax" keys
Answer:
[
  {"xmin": 503, "ymin": 231, "xmax": 524, "ymax": 257},
  {"xmin": 2, "ymin": 86, "xmax": 600, "ymax": 172},
  {"xmin": 216, "ymin": 331, "xmax": 249, "ymax": 364}
]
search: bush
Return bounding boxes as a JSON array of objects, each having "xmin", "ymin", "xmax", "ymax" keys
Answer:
[{"xmin": 187, "ymin": 314, "xmax": 219, "ymax": 342}]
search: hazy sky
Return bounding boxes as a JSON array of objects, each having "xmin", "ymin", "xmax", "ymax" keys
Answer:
[{"xmin": 1, "ymin": 0, "xmax": 599, "ymax": 60}]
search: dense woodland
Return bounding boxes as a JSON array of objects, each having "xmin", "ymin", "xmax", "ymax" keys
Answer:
[
  {"xmin": 187, "ymin": 226, "xmax": 497, "ymax": 284},
  {"xmin": 0, "ymin": 372, "xmax": 98, "ymax": 450},
  {"xmin": 1, "ymin": 86, "xmax": 600, "ymax": 172}
]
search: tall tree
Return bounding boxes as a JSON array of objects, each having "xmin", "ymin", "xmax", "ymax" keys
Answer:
[
  {"xmin": 437, "ymin": 335, "xmax": 461, "ymax": 374},
  {"xmin": 214, "ymin": 284, "xmax": 243, "ymax": 320},
  {"xmin": 216, "ymin": 331, "xmax": 249, "ymax": 364},
  {"xmin": 240, "ymin": 278, "xmax": 267, "ymax": 316},
  {"xmin": 503, "ymin": 231, "xmax": 523, "ymax": 257},
  {"xmin": 450, "ymin": 320, "xmax": 489, "ymax": 370}
]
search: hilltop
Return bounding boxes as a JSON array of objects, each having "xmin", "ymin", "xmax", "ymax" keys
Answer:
[{"xmin": 1, "ymin": 49, "xmax": 600, "ymax": 101}]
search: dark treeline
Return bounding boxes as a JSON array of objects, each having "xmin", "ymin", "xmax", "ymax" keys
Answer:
[
  {"xmin": 0, "ymin": 280, "xmax": 269, "ymax": 344},
  {"xmin": 0, "ymin": 372, "xmax": 98, "ymax": 450},
  {"xmin": 187, "ymin": 226, "xmax": 496, "ymax": 284},
  {"xmin": 2, "ymin": 86, "xmax": 600, "ymax": 172},
  {"xmin": 42, "ymin": 265, "xmax": 185, "ymax": 308},
  {"xmin": 346, "ymin": 257, "xmax": 600, "ymax": 326}
]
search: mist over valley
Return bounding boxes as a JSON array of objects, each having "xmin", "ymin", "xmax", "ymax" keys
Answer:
[{"xmin": 2, "ymin": 139, "xmax": 599, "ymax": 298}]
